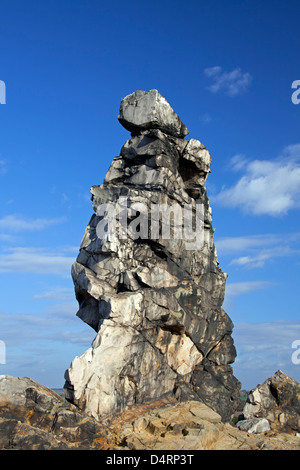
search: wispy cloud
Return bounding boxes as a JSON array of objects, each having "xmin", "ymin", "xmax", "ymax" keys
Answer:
[
  {"xmin": 212, "ymin": 144, "xmax": 300, "ymax": 216},
  {"xmin": 0, "ymin": 306, "xmax": 94, "ymax": 351},
  {"xmin": 0, "ymin": 247, "xmax": 75, "ymax": 276},
  {"xmin": 0, "ymin": 233, "xmax": 18, "ymax": 243},
  {"xmin": 204, "ymin": 66, "xmax": 253, "ymax": 96},
  {"xmin": 228, "ymin": 154, "xmax": 248, "ymax": 172},
  {"xmin": 200, "ymin": 113, "xmax": 212, "ymax": 123},
  {"xmin": 0, "ymin": 159, "xmax": 7, "ymax": 175},
  {"xmin": 0, "ymin": 215, "xmax": 66, "ymax": 233},
  {"xmin": 216, "ymin": 233, "xmax": 300, "ymax": 255},
  {"xmin": 230, "ymin": 245, "xmax": 299, "ymax": 268},
  {"xmin": 216, "ymin": 234, "xmax": 282, "ymax": 255},
  {"xmin": 223, "ymin": 280, "xmax": 274, "ymax": 310},
  {"xmin": 235, "ymin": 321, "xmax": 300, "ymax": 352},
  {"xmin": 226, "ymin": 280, "xmax": 274, "ymax": 297},
  {"xmin": 233, "ymin": 321, "xmax": 300, "ymax": 389},
  {"xmin": 33, "ymin": 287, "xmax": 74, "ymax": 301},
  {"xmin": 216, "ymin": 232, "xmax": 300, "ymax": 269}
]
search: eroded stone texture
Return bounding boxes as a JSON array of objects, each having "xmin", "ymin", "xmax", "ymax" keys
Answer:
[
  {"xmin": 0, "ymin": 375, "xmax": 112, "ymax": 450},
  {"xmin": 107, "ymin": 400, "xmax": 300, "ymax": 450},
  {"xmin": 2, "ymin": 378, "xmax": 299, "ymax": 450},
  {"xmin": 118, "ymin": 89, "xmax": 189, "ymax": 138},
  {"xmin": 64, "ymin": 90, "xmax": 241, "ymax": 422},
  {"xmin": 243, "ymin": 370, "xmax": 300, "ymax": 433}
]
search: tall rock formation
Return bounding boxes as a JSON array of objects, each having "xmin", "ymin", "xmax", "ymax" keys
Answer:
[{"xmin": 64, "ymin": 90, "xmax": 241, "ymax": 422}]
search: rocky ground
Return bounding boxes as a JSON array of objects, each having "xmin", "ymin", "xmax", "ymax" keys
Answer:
[
  {"xmin": 107, "ymin": 398, "xmax": 300, "ymax": 451},
  {"xmin": 0, "ymin": 374, "xmax": 299, "ymax": 450},
  {"xmin": 0, "ymin": 375, "xmax": 111, "ymax": 450}
]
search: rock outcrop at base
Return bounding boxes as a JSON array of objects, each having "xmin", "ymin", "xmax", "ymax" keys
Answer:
[
  {"xmin": 64, "ymin": 89, "xmax": 241, "ymax": 422},
  {"xmin": 242, "ymin": 370, "xmax": 300, "ymax": 433},
  {"xmin": 109, "ymin": 398, "xmax": 300, "ymax": 451},
  {"xmin": 0, "ymin": 375, "xmax": 111, "ymax": 450},
  {"xmin": 1, "ymin": 375, "xmax": 299, "ymax": 451}
]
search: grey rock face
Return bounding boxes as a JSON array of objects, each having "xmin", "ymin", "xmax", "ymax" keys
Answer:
[
  {"xmin": 236, "ymin": 418, "xmax": 270, "ymax": 434},
  {"xmin": 118, "ymin": 89, "xmax": 189, "ymax": 138},
  {"xmin": 243, "ymin": 370, "xmax": 300, "ymax": 432},
  {"xmin": 0, "ymin": 375, "xmax": 112, "ymax": 449},
  {"xmin": 64, "ymin": 90, "xmax": 240, "ymax": 422}
]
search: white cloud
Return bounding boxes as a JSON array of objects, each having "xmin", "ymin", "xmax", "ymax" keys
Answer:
[
  {"xmin": 215, "ymin": 233, "xmax": 284, "ymax": 255},
  {"xmin": 223, "ymin": 280, "xmax": 274, "ymax": 310},
  {"xmin": 204, "ymin": 66, "xmax": 253, "ymax": 96},
  {"xmin": 213, "ymin": 144, "xmax": 300, "ymax": 215},
  {"xmin": 226, "ymin": 280, "xmax": 273, "ymax": 297},
  {"xmin": 228, "ymin": 154, "xmax": 248, "ymax": 172},
  {"xmin": 46, "ymin": 329, "xmax": 95, "ymax": 345},
  {"xmin": 0, "ymin": 307, "xmax": 94, "ymax": 349},
  {"xmin": 232, "ymin": 321, "xmax": 300, "ymax": 389},
  {"xmin": 0, "ymin": 233, "xmax": 18, "ymax": 243},
  {"xmin": 61, "ymin": 193, "xmax": 69, "ymax": 202},
  {"xmin": 230, "ymin": 245, "xmax": 299, "ymax": 268},
  {"xmin": 235, "ymin": 321, "xmax": 300, "ymax": 354},
  {"xmin": 0, "ymin": 215, "xmax": 66, "ymax": 233},
  {"xmin": 0, "ymin": 247, "xmax": 75, "ymax": 276},
  {"xmin": 200, "ymin": 113, "xmax": 212, "ymax": 123},
  {"xmin": 33, "ymin": 287, "xmax": 74, "ymax": 301},
  {"xmin": 216, "ymin": 232, "xmax": 300, "ymax": 268},
  {"xmin": 0, "ymin": 160, "xmax": 7, "ymax": 175},
  {"xmin": 216, "ymin": 232, "xmax": 300, "ymax": 252},
  {"xmin": 44, "ymin": 301, "xmax": 78, "ymax": 317}
]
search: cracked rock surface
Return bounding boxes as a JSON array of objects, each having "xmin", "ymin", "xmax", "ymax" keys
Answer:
[
  {"xmin": 0, "ymin": 375, "xmax": 112, "ymax": 449},
  {"xmin": 243, "ymin": 370, "xmax": 300, "ymax": 433},
  {"xmin": 108, "ymin": 399, "xmax": 300, "ymax": 451},
  {"xmin": 63, "ymin": 89, "xmax": 241, "ymax": 422},
  {"xmin": 1, "ymin": 375, "xmax": 299, "ymax": 450}
]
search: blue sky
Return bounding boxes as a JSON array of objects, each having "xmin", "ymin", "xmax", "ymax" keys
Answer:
[{"xmin": 0, "ymin": 0, "xmax": 300, "ymax": 390}]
